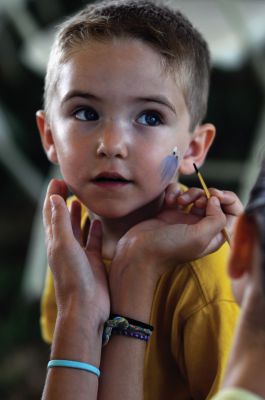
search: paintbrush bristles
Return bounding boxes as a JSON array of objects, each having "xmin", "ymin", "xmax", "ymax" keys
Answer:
[{"xmin": 193, "ymin": 163, "xmax": 199, "ymax": 174}]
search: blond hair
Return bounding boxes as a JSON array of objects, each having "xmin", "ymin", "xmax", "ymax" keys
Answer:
[{"xmin": 44, "ymin": 0, "xmax": 211, "ymax": 131}]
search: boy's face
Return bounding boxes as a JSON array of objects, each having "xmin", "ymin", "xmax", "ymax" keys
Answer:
[{"xmin": 39, "ymin": 38, "xmax": 212, "ymax": 219}]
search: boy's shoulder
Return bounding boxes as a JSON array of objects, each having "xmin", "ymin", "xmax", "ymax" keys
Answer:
[
  {"xmin": 156, "ymin": 243, "xmax": 237, "ymax": 323},
  {"xmin": 187, "ymin": 243, "xmax": 232, "ymax": 303}
]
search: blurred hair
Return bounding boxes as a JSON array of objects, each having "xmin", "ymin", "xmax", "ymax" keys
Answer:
[
  {"xmin": 44, "ymin": 0, "xmax": 211, "ymax": 131},
  {"xmin": 245, "ymin": 159, "xmax": 265, "ymax": 291}
]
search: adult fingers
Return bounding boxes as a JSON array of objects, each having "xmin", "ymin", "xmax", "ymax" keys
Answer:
[
  {"xmin": 192, "ymin": 196, "xmax": 227, "ymax": 250},
  {"xmin": 164, "ymin": 182, "xmax": 182, "ymax": 206},
  {"xmin": 85, "ymin": 219, "xmax": 106, "ymax": 281},
  {"xmin": 70, "ymin": 200, "xmax": 83, "ymax": 245},
  {"xmin": 82, "ymin": 217, "xmax": 91, "ymax": 247},
  {"xmin": 208, "ymin": 189, "xmax": 244, "ymax": 216},
  {"xmin": 43, "ymin": 179, "xmax": 67, "ymax": 243},
  {"xmin": 86, "ymin": 219, "xmax": 103, "ymax": 256},
  {"xmin": 49, "ymin": 193, "xmax": 75, "ymax": 249},
  {"xmin": 177, "ymin": 187, "xmax": 205, "ymax": 206}
]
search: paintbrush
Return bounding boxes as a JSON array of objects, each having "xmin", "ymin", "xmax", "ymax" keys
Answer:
[{"xmin": 193, "ymin": 163, "xmax": 231, "ymax": 247}]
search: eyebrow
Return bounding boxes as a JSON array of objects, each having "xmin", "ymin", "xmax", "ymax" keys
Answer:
[
  {"xmin": 61, "ymin": 91, "xmax": 177, "ymax": 115},
  {"xmin": 138, "ymin": 96, "xmax": 177, "ymax": 115},
  {"xmin": 61, "ymin": 90, "xmax": 99, "ymax": 105}
]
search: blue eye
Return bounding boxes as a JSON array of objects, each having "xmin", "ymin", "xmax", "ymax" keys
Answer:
[
  {"xmin": 137, "ymin": 111, "xmax": 162, "ymax": 126},
  {"xmin": 74, "ymin": 108, "xmax": 98, "ymax": 121}
]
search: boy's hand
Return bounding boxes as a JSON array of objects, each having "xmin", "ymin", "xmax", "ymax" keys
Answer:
[
  {"xmin": 109, "ymin": 194, "xmax": 230, "ymax": 320},
  {"xmin": 115, "ymin": 192, "xmax": 230, "ymax": 267},
  {"xmin": 112, "ymin": 184, "xmax": 243, "ymax": 270},
  {"xmin": 43, "ymin": 179, "xmax": 110, "ymax": 324},
  {"xmin": 172, "ymin": 186, "xmax": 243, "ymax": 239}
]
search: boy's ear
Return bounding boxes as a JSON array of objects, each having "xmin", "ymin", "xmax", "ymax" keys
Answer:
[
  {"xmin": 36, "ymin": 110, "xmax": 58, "ymax": 164},
  {"xmin": 179, "ymin": 123, "xmax": 215, "ymax": 175},
  {"xmin": 228, "ymin": 214, "xmax": 256, "ymax": 279}
]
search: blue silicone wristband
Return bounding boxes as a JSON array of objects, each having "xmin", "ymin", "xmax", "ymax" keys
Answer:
[{"xmin": 47, "ymin": 359, "xmax": 100, "ymax": 377}]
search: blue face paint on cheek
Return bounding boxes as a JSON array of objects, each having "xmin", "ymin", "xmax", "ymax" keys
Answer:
[{"xmin": 160, "ymin": 147, "xmax": 179, "ymax": 183}]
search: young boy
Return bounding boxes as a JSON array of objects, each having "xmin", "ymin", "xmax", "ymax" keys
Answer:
[
  {"xmin": 37, "ymin": 0, "xmax": 242, "ymax": 398},
  {"xmin": 42, "ymin": 162, "xmax": 265, "ymax": 400}
]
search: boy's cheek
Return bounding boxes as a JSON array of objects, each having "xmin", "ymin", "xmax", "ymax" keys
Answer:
[{"xmin": 178, "ymin": 158, "xmax": 195, "ymax": 176}]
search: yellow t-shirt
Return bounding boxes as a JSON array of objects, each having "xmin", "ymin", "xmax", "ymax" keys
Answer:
[
  {"xmin": 212, "ymin": 388, "xmax": 263, "ymax": 400},
  {"xmin": 144, "ymin": 244, "xmax": 238, "ymax": 400},
  {"xmin": 40, "ymin": 199, "xmax": 239, "ymax": 400}
]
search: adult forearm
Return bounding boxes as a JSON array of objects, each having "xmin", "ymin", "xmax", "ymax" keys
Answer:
[{"xmin": 42, "ymin": 313, "xmax": 103, "ymax": 400}]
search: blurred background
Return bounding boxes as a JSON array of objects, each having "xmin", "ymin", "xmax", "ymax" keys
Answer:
[{"xmin": 0, "ymin": 0, "xmax": 265, "ymax": 398}]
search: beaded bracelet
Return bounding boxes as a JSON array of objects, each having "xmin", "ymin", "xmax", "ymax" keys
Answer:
[
  {"xmin": 113, "ymin": 329, "xmax": 150, "ymax": 341},
  {"xmin": 103, "ymin": 315, "xmax": 154, "ymax": 345}
]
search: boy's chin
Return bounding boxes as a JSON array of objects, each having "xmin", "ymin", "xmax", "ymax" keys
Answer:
[
  {"xmin": 87, "ymin": 204, "xmax": 131, "ymax": 219},
  {"xmin": 94, "ymin": 211, "xmax": 128, "ymax": 219},
  {"xmin": 87, "ymin": 193, "xmax": 165, "ymax": 220}
]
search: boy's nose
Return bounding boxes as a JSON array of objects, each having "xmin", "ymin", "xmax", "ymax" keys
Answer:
[{"xmin": 96, "ymin": 122, "xmax": 129, "ymax": 159}]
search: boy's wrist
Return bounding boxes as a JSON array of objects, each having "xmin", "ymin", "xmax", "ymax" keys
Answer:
[{"xmin": 110, "ymin": 258, "xmax": 159, "ymax": 323}]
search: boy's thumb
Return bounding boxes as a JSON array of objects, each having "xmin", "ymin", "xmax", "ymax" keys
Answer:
[{"xmin": 205, "ymin": 196, "xmax": 226, "ymax": 230}]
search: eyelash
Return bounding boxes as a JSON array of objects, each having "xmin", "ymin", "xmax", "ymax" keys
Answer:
[
  {"xmin": 73, "ymin": 107, "xmax": 99, "ymax": 121},
  {"xmin": 72, "ymin": 107, "xmax": 164, "ymax": 126},
  {"xmin": 137, "ymin": 111, "xmax": 163, "ymax": 127}
]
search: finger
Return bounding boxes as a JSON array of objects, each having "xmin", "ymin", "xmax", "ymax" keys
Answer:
[
  {"xmin": 43, "ymin": 179, "xmax": 68, "ymax": 227},
  {"xmin": 82, "ymin": 217, "xmax": 91, "ymax": 247},
  {"xmin": 86, "ymin": 219, "xmax": 107, "ymax": 286},
  {"xmin": 43, "ymin": 179, "xmax": 63, "ymax": 243},
  {"xmin": 177, "ymin": 187, "xmax": 205, "ymax": 206},
  {"xmin": 164, "ymin": 183, "xmax": 181, "ymax": 206},
  {"xmin": 205, "ymin": 196, "xmax": 231, "ymax": 247},
  {"xmin": 208, "ymin": 189, "xmax": 243, "ymax": 216},
  {"xmin": 86, "ymin": 219, "xmax": 103, "ymax": 255},
  {"xmin": 193, "ymin": 196, "xmax": 208, "ymax": 209},
  {"xmin": 189, "ymin": 204, "xmax": 206, "ymax": 217},
  {"xmin": 194, "ymin": 196, "xmax": 226, "ymax": 247},
  {"xmin": 70, "ymin": 200, "xmax": 83, "ymax": 244},
  {"xmin": 50, "ymin": 194, "xmax": 75, "ymax": 247}
]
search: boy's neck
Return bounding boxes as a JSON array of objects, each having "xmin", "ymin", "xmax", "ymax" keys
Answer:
[{"xmin": 89, "ymin": 194, "xmax": 164, "ymax": 260}]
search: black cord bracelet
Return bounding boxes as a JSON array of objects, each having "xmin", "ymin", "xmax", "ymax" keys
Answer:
[{"xmin": 109, "ymin": 313, "xmax": 154, "ymax": 331}]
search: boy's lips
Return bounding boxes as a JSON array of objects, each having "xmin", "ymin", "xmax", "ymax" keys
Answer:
[{"xmin": 91, "ymin": 171, "xmax": 133, "ymax": 187}]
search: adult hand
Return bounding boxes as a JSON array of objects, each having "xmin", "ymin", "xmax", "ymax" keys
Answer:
[{"xmin": 43, "ymin": 179, "xmax": 110, "ymax": 324}]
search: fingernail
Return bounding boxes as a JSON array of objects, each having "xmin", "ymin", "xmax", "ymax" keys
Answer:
[
  {"xmin": 49, "ymin": 195, "xmax": 56, "ymax": 210},
  {"xmin": 211, "ymin": 196, "xmax": 219, "ymax": 205},
  {"xmin": 167, "ymin": 192, "xmax": 176, "ymax": 202},
  {"xmin": 180, "ymin": 193, "xmax": 190, "ymax": 201}
]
